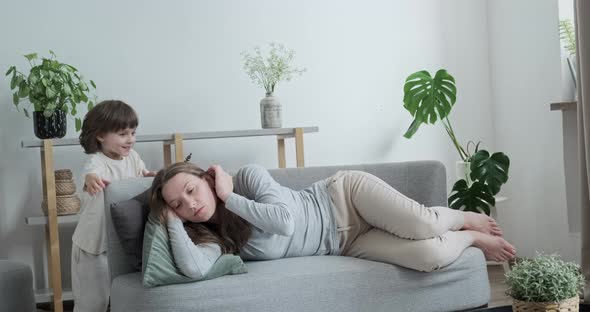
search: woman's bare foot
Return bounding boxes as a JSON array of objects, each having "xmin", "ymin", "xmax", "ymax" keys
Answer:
[
  {"xmin": 467, "ymin": 230, "xmax": 516, "ymax": 262},
  {"xmin": 463, "ymin": 212, "xmax": 503, "ymax": 236}
]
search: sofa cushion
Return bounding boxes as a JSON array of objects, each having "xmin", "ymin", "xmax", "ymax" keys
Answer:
[
  {"xmin": 112, "ymin": 247, "xmax": 490, "ymax": 312},
  {"xmin": 110, "ymin": 189, "xmax": 151, "ymax": 271},
  {"xmin": 142, "ymin": 214, "xmax": 247, "ymax": 287}
]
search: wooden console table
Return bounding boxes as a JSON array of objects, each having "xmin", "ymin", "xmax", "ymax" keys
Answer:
[{"xmin": 22, "ymin": 126, "xmax": 318, "ymax": 311}]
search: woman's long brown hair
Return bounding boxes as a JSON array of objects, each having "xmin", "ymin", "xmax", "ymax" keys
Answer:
[{"xmin": 150, "ymin": 162, "xmax": 251, "ymax": 255}]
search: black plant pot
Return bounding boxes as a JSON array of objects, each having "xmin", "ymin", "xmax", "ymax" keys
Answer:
[{"xmin": 33, "ymin": 110, "xmax": 67, "ymax": 139}]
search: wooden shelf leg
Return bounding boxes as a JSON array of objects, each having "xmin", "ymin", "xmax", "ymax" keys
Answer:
[
  {"xmin": 174, "ymin": 133, "xmax": 184, "ymax": 163},
  {"xmin": 45, "ymin": 225, "xmax": 53, "ymax": 307},
  {"xmin": 277, "ymin": 137, "xmax": 286, "ymax": 168},
  {"xmin": 41, "ymin": 140, "xmax": 63, "ymax": 312},
  {"xmin": 294, "ymin": 128, "xmax": 305, "ymax": 168},
  {"xmin": 163, "ymin": 143, "xmax": 172, "ymax": 166}
]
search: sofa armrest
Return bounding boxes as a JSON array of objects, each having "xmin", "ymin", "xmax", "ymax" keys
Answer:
[{"xmin": 104, "ymin": 178, "xmax": 153, "ymax": 283}]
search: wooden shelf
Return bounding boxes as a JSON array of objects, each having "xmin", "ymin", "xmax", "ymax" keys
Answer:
[
  {"xmin": 22, "ymin": 133, "xmax": 174, "ymax": 148},
  {"xmin": 550, "ymin": 101, "xmax": 577, "ymax": 111},
  {"xmin": 35, "ymin": 288, "xmax": 73, "ymax": 303},
  {"xmin": 183, "ymin": 127, "xmax": 319, "ymax": 140},
  {"xmin": 21, "ymin": 127, "xmax": 319, "ymax": 148},
  {"xmin": 25, "ymin": 215, "xmax": 79, "ymax": 225}
]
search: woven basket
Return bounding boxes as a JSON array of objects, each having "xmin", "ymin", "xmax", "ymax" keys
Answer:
[
  {"xmin": 513, "ymin": 296, "xmax": 579, "ymax": 312},
  {"xmin": 42, "ymin": 194, "xmax": 81, "ymax": 216},
  {"xmin": 54, "ymin": 169, "xmax": 73, "ymax": 181},
  {"xmin": 55, "ymin": 180, "xmax": 76, "ymax": 196}
]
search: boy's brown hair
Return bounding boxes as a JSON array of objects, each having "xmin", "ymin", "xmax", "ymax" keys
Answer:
[{"xmin": 79, "ymin": 100, "xmax": 138, "ymax": 154}]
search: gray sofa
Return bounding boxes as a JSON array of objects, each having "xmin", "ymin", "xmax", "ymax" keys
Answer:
[{"xmin": 104, "ymin": 161, "xmax": 490, "ymax": 312}]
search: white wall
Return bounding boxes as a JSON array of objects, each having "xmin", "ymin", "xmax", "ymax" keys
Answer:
[
  {"xmin": 2, "ymin": 0, "xmax": 562, "ymax": 293},
  {"xmin": 487, "ymin": 0, "xmax": 575, "ymax": 261}
]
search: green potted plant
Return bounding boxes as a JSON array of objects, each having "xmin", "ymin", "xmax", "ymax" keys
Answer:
[
  {"xmin": 505, "ymin": 254, "xmax": 585, "ymax": 311},
  {"xmin": 242, "ymin": 43, "xmax": 306, "ymax": 129},
  {"xmin": 402, "ymin": 69, "xmax": 510, "ymax": 215},
  {"xmin": 6, "ymin": 50, "xmax": 96, "ymax": 139},
  {"xmin": 559, "ymin": 19, "xmax": 577, "ymax": 87}
]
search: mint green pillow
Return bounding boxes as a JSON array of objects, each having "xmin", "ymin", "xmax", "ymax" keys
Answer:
[{"xmin": 142, "ymin": 214, "xmax": 247, "ymax": 288}]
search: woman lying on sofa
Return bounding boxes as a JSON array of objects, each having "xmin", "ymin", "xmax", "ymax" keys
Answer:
[{"xmin": 149, "ymin": 162, "xmax": 516, "ymax": 278}]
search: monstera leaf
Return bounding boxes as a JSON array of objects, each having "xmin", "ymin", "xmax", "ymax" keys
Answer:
[
  {"xmin": 402, "ymin": 69, "xmax": 457, "ymax": 138},
  {"xmin": 448, "ymin": 180, "xmax": 495, "ymax": 215},
  {"xmin": 469, "ymin": 150, "xmax": 510, "ymax": 195}
]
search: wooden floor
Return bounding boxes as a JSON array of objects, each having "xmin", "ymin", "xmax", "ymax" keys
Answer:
[{"xmin": 488, "ymin": 264, "xmax": 512, "ymax": 308}]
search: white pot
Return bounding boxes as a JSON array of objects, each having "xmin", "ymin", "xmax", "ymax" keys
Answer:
[{"xmin": 455, "ymin": 160, "xmax": 473, "ymax": 186}]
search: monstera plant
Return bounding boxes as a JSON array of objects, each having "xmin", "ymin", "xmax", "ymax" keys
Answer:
[{"xmin": 402, "ymin": 69, "xmax": 510, "ymax": 215}]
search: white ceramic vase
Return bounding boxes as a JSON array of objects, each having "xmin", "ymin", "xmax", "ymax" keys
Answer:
[{"xmin": 260, "ymin": 92, "xmax": 282, "ymax": 128}]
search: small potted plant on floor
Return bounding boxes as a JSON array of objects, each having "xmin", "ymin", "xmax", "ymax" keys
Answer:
[
  {"xmin": 505, "ymin": 254, "xmax": 585, "ymax": 311},
  {"xmin": 6, "ymin": 50, "xmax": 96, "ymax": 139},
  {"xmin": 241, "ymin": 43, "xmax": 306, "ymax": 129}
]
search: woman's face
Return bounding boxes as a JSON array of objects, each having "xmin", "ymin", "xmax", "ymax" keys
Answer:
[{"xmin": 161, "ymin": 172, "xmax": 218, "ymax": 223}]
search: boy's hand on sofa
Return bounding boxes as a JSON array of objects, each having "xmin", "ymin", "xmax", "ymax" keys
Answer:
[
  {"xmin": 142, "ymin": 169, "xmax": 158, "ymax": 177},
  {"xmin": 84, "ymin": 173, "xmax": 110, "ymax": 195}
]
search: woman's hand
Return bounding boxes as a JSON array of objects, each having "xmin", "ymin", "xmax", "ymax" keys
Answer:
[
  {"xmin": 207, "ymin": 165, "xmax": 233, "ymax": 202},
  {"xmin": 84, "ymin": 173, "xmax": 110, "ymax": 195},
  {"xmin": 166, "ymin": 208, "xmax": 185, "ymax": 222}
]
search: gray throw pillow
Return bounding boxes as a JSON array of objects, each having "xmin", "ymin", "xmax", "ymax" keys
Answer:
[{"xmin": 110, "ymin": 189, "xmax": 151, "ymax": 271}]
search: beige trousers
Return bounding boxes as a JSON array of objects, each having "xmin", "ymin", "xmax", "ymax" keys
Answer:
[
  {"xmin": 71, "ymin": 245, "xmax": 110, "ymax": 312},
  {"xmin": 326, "ymin": 170, "xmax": 474, "ymax": 272}
]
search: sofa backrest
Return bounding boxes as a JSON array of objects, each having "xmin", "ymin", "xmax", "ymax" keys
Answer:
[
  {"xmin": 104, "ymin": 161, "xmax": 446, "ymax": 282},
  {"xmin": 268, "ymin": 161, "xmax": 446, "ymax": 207}
]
